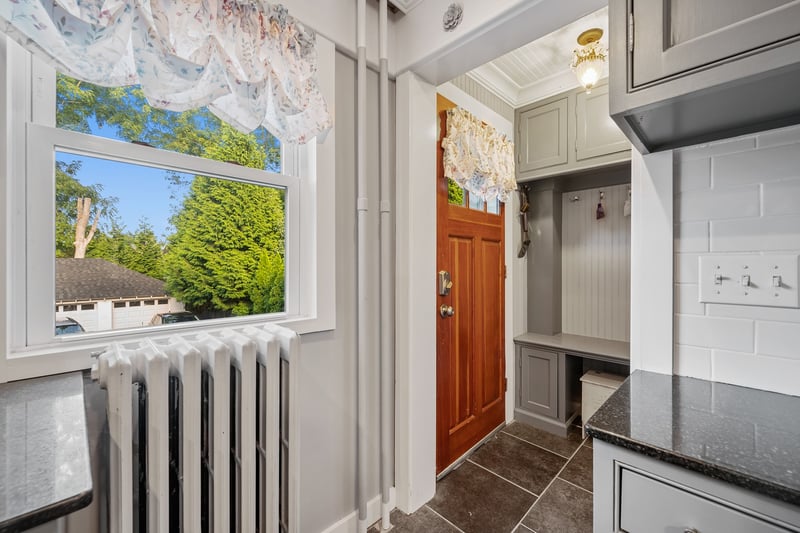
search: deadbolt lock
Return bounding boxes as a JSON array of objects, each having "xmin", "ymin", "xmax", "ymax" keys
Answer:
[{"xmin": 438, "ymin": 270, "xmax": 453, "ymax": 296}]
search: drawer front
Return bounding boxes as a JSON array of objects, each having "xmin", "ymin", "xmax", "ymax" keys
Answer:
[{"xmin": 620, "ymin": 468, "xmax": 792, "ymax": 533}]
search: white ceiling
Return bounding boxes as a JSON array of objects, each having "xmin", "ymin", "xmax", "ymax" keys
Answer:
[{"xmin": 466, "ymin": 6, "xmax": 608, "ymax": 108}]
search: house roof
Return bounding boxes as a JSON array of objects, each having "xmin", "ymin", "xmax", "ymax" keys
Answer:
[{"xmin": 56, "ymin": 258, "xmax": 168, "ymax": 302}]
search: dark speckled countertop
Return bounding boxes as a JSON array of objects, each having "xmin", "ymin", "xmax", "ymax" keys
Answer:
[
  {"xmin": 585, "ymin": 370, "xmax": 800, "ymax": 506},
  {"xmin": 0, "ymin": 372, "xmax": 93, "ymax": 532}
]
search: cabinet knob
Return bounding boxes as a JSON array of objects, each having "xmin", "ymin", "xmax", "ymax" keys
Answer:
[{"xmin": 684, "ymin": 529, "xmax": 700, "ymax": 533}]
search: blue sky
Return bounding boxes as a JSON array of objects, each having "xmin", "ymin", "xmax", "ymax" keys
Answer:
[{"xmin": 56, "ymin": 150, "xmax": 190, "ymax": 240}]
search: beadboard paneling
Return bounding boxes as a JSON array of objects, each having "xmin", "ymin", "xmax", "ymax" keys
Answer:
[
  {"xmin": 450, "ymin": 74, "xmax": 514, "ymax": 123},
  {"xmin": 561, "ymin": 183, "xmax": 631, "ymax": 342}
]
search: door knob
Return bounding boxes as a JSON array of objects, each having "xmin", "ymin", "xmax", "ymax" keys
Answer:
[{"xmin": 439, "ymin": 305, "xmax": 455, "ymax": 318}]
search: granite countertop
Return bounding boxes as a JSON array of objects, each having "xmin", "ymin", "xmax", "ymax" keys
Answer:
[
  {"xmin": 0, "ymin": 372, "xmax": 93, "ymax": 532},
  {"xmin": 585, "ymin": 370, "xmax": 800, "ymax": 506},
  {"xmin": 514, "ymin": 332, "xmax": 630, "ymax": 363}
]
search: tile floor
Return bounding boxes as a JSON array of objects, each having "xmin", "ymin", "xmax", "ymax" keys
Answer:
[{"xmin": 370, "ymin": 422, "xmax": 593, "ymax": 533}]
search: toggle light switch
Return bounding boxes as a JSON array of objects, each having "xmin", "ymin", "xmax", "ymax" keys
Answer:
[{"xmin": 698, "ymin": 254, "xmax": 800, "ymax": 308}]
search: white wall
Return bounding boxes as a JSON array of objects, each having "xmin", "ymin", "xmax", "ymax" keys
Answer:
[{"xmin": 673, "ymin": 125, "xmax": 800, "ymax": 397}]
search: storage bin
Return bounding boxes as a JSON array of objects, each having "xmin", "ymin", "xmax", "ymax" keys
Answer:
[{"xmin": 580, "ymin": 370, "xmax": 625, "ymax": 438}]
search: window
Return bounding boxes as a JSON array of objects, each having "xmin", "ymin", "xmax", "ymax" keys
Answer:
[{"xmin": 0, "ymin": 34, "xmax": 335, "ymax": 380}]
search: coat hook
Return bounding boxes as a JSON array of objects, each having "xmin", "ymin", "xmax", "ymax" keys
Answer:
[
  {"xmin": 596, "ymin": 190, "xmax": 605, "ymax": 220},
  {"xmin": 569, "ymin": 194, "xmax": 581, "ymax": 202}
]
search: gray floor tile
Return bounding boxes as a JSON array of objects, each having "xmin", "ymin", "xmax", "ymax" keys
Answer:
[
  {"xmin": 558, "ymin": 445, "xmax": 593, "ymax": 492},
  {"xmin": 367, "ymin": 506, "xmax": 460, "ymax": 533},
  {"xmin": 470, "ymin": 432, "xmax": 567, "ymax": 495},
  {"xmin": 514, "ymin": 525, "xmax": 535, "ymax": 533},
  {"xmin": 429, "ymin": 461, "xmax": 536, "ymax": 533},
  {"xmin": 584, "ymin": 436, "xmax": 593, "ymax": 448},
  {"xmin": 502, "ymin": 422, "xmax": 583, "ymax": 458},
  {"xmin": 522, "ymin": 478, "xmax": 593, "ymax": 533}
]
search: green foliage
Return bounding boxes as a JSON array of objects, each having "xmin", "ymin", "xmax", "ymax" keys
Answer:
[
  {"xmin": 88, "ymin": 221, "xmax": 165, "ymax": 280},
  {"xmin": 448, "ymin": 178, "xmax": 465, "ymax": 206},
  {"xmin": 162, "ymin": 126, "xmax": 286, "ymax": 316}
]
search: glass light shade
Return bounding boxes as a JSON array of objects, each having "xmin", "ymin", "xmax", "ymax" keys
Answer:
[
  {"xmin": 571, "ymin": 37, "xmax": 608, "ymax": 93},
  {"xmin": 574, "ymin": 58, "xmax": 604, "ymax": 92}
]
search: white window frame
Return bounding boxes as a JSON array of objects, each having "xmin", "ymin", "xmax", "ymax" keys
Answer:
[{"xmin": 0, "ymin": 33, "xmax": 336, "ymax": 382}]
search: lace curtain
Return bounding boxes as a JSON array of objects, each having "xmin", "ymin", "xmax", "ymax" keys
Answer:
[
  {"xmin": 0, "ymin": 0, "xmax": 332, "ymax": 144},
  {"xmin": 441, "ymin": 107, "xmax": 516, "ymax": 202}
]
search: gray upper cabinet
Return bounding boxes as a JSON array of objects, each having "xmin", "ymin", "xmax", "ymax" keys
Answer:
[
  {"xmin": 610, "ymin": 0, "xmax": 800, "ymax": 153},
  {"xmin": 632, "ymin": 0, "xmax": 800, "ymax": 87},
  {"xmin": 518, "ymin": 98, "xmax": 568, "ymax": 173},
  {"xmin": 575, "ymin": 84, "xmax": 629, "ymax": 161},
  {"xmin": 515, "ymin": 83, "xmax": 630, "ymax": 182}
]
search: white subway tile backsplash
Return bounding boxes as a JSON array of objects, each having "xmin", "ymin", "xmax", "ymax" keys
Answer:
[
  {"xmin": 712, "ymin": 350, "xmax": 800, "ymax": 397},
  {"xmin": 762, "ymin": 179, "xmax": 800, "ymax": 216},
  {"xmin": 707, "ymin": 303, "xmax": 800, "ymax": 324},
  {"xmin": 675, "ymin": 283, "xmax": 704, "ymax": 315},
  {"xmin": 756, "ymin": 322, "xmax": 800, "ymax": 359},
  {"xmin": 676, "ymin": 137, "xmax": 756, "ymax": 161},
  {"xmin": 674, "ymin": 126, "xmax": 800, "ymax": 396},
  {"xmin": 677, "ymin": 186, "xmax": 760, "ymax": 222},
  {"xmin": 756, "ymin": 124, "xmax": 800, "ymax": 149},
  {"xmin": 676, "ymin": 158, "xmax": 711, "ymax": 192},
  {"xmin": 674, "ymin": 344, "xmax": 712, "ymax": 380},
  {"xmin": 675, "ymin": 253, "xmax": 700, "ymax": 284},
  {"xmin": 675, "ymin": 315, "xmax": 754, "ymax": 352},
  {"xmin": 674, "ymin": 222, "xmax": 709, "ymax": 253},
  {"xmin": 711, "ymin": 215, "xmax": 800, "ymax": 252},
  {"xmin": 713, "ymin": 143, "xmax": 800, "ymax": 188}
]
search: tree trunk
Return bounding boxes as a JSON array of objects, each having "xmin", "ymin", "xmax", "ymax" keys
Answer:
[{"xmin": 74, "ymin": 197, "xmax": 99, "ymax": 258}]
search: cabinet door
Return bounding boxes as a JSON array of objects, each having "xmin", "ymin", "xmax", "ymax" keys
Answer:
[
  {"xmin": 518, "ymin": 97, "xmax": 568, "ymax": 173},
  {"xmin": 519, "ymin": 347, "xmax": 558, "ymax": 418},
  {"xmin": 575, "ymin": 84, "xmax": 629, "ymax": 161},
  {"xmin": 632, "ymin": 0, "xmax": 800, "ymax": 87}
]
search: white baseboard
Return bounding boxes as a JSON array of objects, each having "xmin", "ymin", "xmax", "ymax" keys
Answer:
[{"xmin": 321, "ymin": 488, "xmax": 397, "ymax": 533}]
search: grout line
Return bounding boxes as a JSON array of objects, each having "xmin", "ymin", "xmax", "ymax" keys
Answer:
[
  {"xmin": 511, "ymin": 438, "xmax": 586, "ymax": 532},
  {"xmin": 500, "ymin": 430, "xmax": 573, "ymax": 459},
  {"xmin": 424, "ymin": 504, "xmax": 466, "ymax": 533},
  {"xmin": 466, "ymin": 459, "xmax": 540, "ymax": 498},
  {"xmin": 557, "ymin": 476, "xmax": 593, "ymax": 495}
]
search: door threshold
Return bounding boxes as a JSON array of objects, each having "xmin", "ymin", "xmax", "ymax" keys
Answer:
[{"xmin": 436, "ymin": 422, "xmax": 506, "ymax": 481}]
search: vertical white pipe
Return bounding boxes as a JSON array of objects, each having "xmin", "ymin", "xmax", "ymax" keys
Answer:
[
  {"xmin": 356, "ymin": 0, "xmax": 369, "ymax": 532},
  {"xmin": 378, "ymin": 0, "xmax": 394, "ymax": 531}
]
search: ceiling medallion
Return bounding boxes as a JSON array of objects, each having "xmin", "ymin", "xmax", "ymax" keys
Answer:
[{"xmin": 443, "ymin": 3, "xmax": 463, "ymax": 32}]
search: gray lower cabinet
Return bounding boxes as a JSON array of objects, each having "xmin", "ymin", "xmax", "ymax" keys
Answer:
[
  {"xmin": 594, "ymin": 441, "xmax": 800, "ymax": 532},
  {"xmin": 515, "ymin": 343, "xmax": 580, "ymax": 437}
]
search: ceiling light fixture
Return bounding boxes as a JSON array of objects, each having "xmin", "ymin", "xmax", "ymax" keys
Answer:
[{"xmin": 570, "ymin": 28, "xmax": 607, "ymax": 93}]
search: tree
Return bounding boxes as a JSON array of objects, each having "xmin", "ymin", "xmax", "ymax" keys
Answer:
[
  {"xmin": 87, "ymin": 220, "xmax": 164, "ymax": 279},
  {"xmin": 162, "ymin": 126, "xmax": 286, "ymax": 316},
  {"xmin": 55, "ymin": 160, "xmax": 117, "ymax": 258}
]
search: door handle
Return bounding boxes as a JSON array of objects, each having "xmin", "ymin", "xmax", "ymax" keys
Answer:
[{"xmin": 439, "ymin": 305, "xmax": 455, "ymax": 318}]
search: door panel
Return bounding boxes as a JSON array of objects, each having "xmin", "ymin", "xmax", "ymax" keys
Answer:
[
  {"xmin": 520, "ymin": 347, "xmax": 558, "ymax": 418},
  {"xmin": 632, "ymin": 0, "xmax": 800, "ymax": 87},
  {"xmin": 518, "ymin": 98, "xmax": 568, "ymax": 172},
  {"xmin": 436, "ymin": 94, "xmax": 506, "ymax": 473}
]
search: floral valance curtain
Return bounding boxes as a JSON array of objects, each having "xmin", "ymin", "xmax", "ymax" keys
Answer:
[
  {"xmin": 441, "ymin": 107, "xmax": 516, "ymax": 202},
  {"xmin": 0, "ymin": 0, "xmax": 332, "ymax": 144}
]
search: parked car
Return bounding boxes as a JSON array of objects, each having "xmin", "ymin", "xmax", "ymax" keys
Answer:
[
  {"xmin": 55, "ymin": 317, "xmax": 85, "ymax": 335},
  {"xmin": 150, "ymin": 311, "xmax": 200, "ymax": 325}
]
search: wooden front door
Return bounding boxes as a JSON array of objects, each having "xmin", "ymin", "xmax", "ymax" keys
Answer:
[{"xmin": 436, "ymin": 94, "xmax": 506, "ymax": 473}]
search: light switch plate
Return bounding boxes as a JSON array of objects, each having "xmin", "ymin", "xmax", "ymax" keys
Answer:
[{"xmin": 698, "ymin": 254, "xmax": 800, "ymax": 308}]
